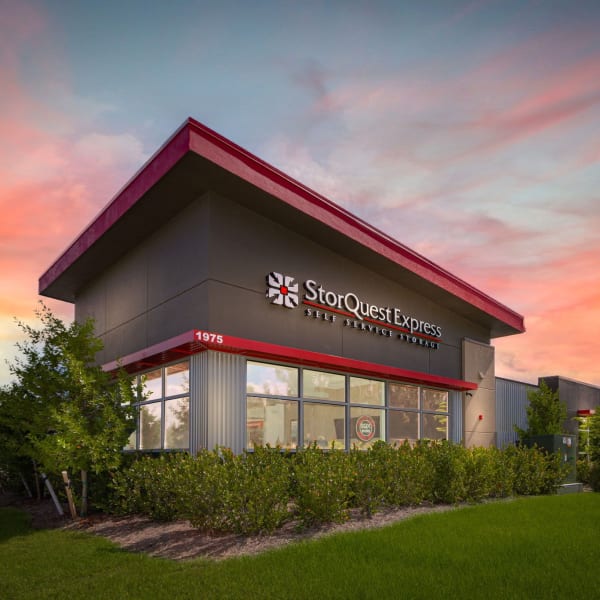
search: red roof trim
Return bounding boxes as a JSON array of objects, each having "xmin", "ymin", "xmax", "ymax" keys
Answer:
[
  {"xmin": 103, "ymin": 329, "xmax": 478, "ymax": 392},
  {"xmin": 40, "ymin": 117, "xmax": 524, "ymax": 333}
]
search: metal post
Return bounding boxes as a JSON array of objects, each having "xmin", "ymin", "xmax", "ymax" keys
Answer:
[{"xmin": 40, "ymin": 473, "xmax": 64, "ymax": 517}]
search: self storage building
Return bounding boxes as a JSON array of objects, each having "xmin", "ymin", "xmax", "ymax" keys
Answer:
[{"xmin": 39, "ymin": 118, "xmax": 525, "ymax": 454}]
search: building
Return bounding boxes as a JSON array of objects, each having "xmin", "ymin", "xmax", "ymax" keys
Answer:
[{"xmin": 39, "ymin": 118, "xmax": 525, "ymax": 454}]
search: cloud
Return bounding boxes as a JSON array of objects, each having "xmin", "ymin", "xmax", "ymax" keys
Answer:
[{"xmin": 0, "ymin": 2, "xmax": 149, "ymax": 385}]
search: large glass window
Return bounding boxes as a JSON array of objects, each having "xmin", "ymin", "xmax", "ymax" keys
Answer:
[
  {"xmin": 389, "ymin": 383, "xmax": 419, "ymax": 409},
  {"xmin": 422, "ymin": 413, "xmax": 448, "ymax": 440},
  {"xmin": 303, "ymin": 370, "xmax": 345, "ymax": 402},
  {"xmin": 245, "ymin": 361, "xmax": 452, "ymax": 451},
  {"xmin": 246, "ymin": 397, "xmax": 298, "ymax": 449},
  {"xmin": 349, "ymin": 377, "xmax": 384, "ymax": 405},
  {"xmin": 128, "ymin": 360, "xmax": 190, "ymax": 451},
  {"xmin": 246, "ymin": 361, "xmax": 298, "ymax": 396},
  {"xmin": 389, "ymin": 410, "xmax": 419, "ymax": 445},
  {"xmin": 303, "ymin": 402, "xmax": 345, "ymax": 449}
]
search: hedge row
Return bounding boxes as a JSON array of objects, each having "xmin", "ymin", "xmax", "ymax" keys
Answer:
[{"xmin": 109, "ymin": 441, "xmax": 569, "ymax": 535}]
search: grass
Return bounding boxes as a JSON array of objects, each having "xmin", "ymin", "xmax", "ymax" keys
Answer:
[{"xmin": 1, "ymin": 495, "xmax": 599, "ymax": 599}]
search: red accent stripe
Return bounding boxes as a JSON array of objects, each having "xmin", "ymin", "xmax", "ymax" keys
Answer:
[{"xmin": 103, "ymin": 329, "xmax": 478, "ymax": 392}]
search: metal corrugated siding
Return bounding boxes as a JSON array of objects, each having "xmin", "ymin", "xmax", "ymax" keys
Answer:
[
  {"xmin": 190, "ymin": 351, "xmax": 245, "ymax": 454},
  {"xmin": 450, "ymin": 391, "xmax": 462, "ymax": 444},
  {"xmin": 496, "ymin": 378, "xmax": 537, "ymax": 448}
]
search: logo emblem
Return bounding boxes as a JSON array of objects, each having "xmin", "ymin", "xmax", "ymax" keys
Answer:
[
  {"xmin": 266, "ymin": 272, "xmax": 299, "ymax": 309},
  {"xmin": 355, "ymin": 415, "xmax": 376, "ymax": 442}
]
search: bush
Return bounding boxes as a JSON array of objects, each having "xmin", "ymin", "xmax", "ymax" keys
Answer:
[
  {"xmin": 463, "ymin": 447, "xmax": 495, "ymax": 502},
  {"xmin": 589, "ymin": 463, "xmax": 600, "ymax": 492},
  {"xmin": 576, "ymin": 459, "xmax": 591, "ymax": 485},
  {"xmin": 425, "ymin": 441, "xmax": 467, "ymax": 504},
  {"xmin": 292, "ymin": 445, "xmax": 353, "ymax": 527},
  {"xmin": 106, "ymin": 441, "xmax": 574, "ymax": 534},
  {"xmin": 350, "ymin": 441, "xmax": 392, "ymax": 516}
]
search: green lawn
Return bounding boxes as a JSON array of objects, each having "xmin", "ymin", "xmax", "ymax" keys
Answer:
[{"xmin": 1, "ymin": 494, "xmax": 599, "ymax": 599}]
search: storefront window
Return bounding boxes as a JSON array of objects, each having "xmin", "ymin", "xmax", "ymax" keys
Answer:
[
  {"xmin": 303, "ymin": 370, "xmax": 345, "ymax": 402},
  {"xmin": 245, "ymin": 361, "xmax": 453, "ymax": 451},
  {"xmin": 422, "ymin": 388, "xmax": 448, "ymax": 412},
  {"xmin": 303, "ymin": 402, "xmax": 345, "ymax": 449},
  {"xmin": 246, "ymin": 361, "xmax": 298, "ymax": 397},
  {"xmin": 128, "ymin": 360, "xmax": 190, "ymax": 451},
  {"xmin": 422, "ymin": 412, "xmax": 448, "ymax": 440},
  {"xmin": 166, "ymin": 362, "xmax": 189, "ymax": 396},
  {"xmin": 139, "ymin": 402, "xmax": 162, "ymax": 450},
  {"xmin": 350, "ymin": 406, "xmax": 385, "ymax": 448},
  {"xmin": 389, "ymin": 383, "xmax": 419, "ymax": 409},
  {"xmin": 349, "ymin": 377, "xmax": 384, "ymax": 406},
  {"xmin": 164, "ymin": 397, "xmax": 190, "ymax": 449},
  {"xmin": 389, "ymin": 410, "xmax": 419, "ymax": 445},
  {"xmin": 141, "ymin": 369, "xmax": 162, "ymax": 400},
  {"xmin": 246, "ymin": 396, "xmax": 298, "ymax": 450}
]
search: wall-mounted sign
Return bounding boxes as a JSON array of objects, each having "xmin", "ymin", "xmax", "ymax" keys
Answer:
[{"xmin": 266, "ymin": 271, "xmax": 442, "ymax": 349}]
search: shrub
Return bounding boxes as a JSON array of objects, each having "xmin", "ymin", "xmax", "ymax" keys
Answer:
[
  {"xmin": 463, "ymin": 447, "xmax": 495, "ymax": 502},
  {"xmin": 110, "ymin": 453, "xmax": 190, "ymax": 521},
  {"xmin": 218, "ymin": 446, "xmax": 291, "ymax": 534},
  {"xmin": 385, "ymin": 441, "xmax": 434, "ymax": 506},
  {"xmin": 292, "ymin": 445, "xmax": 353, "ymax": 527},
  {"xmin": 425, "ymin": 441, "xmax": 467, "ymax": 504},
  {"xmin": 487, "ymin": 446, "xmax": 516, "ymax": 498},
  {"xmin": 350, "ymin": 441, "xmax": 390, "ymax": 516},
  {"xmin": 576, "ymin": 459, "xmax": 591, "ymax": 485},
  {"xmin": 589, "ymin": 463, "xmax": 600, "ymax": 492}
]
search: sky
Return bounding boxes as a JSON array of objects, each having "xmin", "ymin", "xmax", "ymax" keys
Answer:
[{"xmin": 1, "ymin": 0, "xmax": 599, "ymax": 387}]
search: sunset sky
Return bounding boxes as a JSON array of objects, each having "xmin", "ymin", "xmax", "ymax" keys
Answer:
[{"xmin": 1, "ymin": 0, "xmax": 599, "ymax": 387}]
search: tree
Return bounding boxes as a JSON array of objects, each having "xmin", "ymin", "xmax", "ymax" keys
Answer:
[
  {"xmin": 515, "ymin": 381, "xmax": 567, "ymax": 440},
  {"xmin": 0, "ymin": 303, "xmax": 137, "ymax": 515},
  {"xmin": 589, "ymin": 409, "xmax": 600, "ymax": 464}
]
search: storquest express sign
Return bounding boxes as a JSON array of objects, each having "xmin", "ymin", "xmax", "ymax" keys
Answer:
[{"xmin": 266, "ymin": 271, "xmax": 442, "ymax": 350}]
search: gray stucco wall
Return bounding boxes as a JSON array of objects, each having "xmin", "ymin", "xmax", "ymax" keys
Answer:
[{"xmin": 76, "ymin": 191, "xmax": 492, "ymax": 379}]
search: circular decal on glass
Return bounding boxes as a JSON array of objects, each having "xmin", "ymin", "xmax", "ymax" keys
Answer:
[{"xmin": 356, "ymin": 415, "xmax": 376, "ymax": 442}]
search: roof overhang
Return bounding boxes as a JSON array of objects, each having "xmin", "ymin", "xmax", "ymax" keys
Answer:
[
  {"xmin": 39, "ymin": 117, "xmax": 525, "ymax": 339},
  {"xmin": 103, "ymin": 329, "xmax": 478, "ymax": 392}
]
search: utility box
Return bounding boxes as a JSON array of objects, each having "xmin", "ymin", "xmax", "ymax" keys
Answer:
[{"xmin": 524, "ymin": 434, "xmax": 577, "ymax": 484}]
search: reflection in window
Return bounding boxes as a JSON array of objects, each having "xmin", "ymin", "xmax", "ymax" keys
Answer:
[
  {"xmin": 246, "ymin": 361, "xmax": 298, "ymax": 397},
  {"xmin": 141, "ymin": 369, "xmax": 162, "ymax": 400},
  {"xmin": 422, "ymin": 389, "xmax": 448, "ymax": 412},
  {"xmin": 349, "ymin": 377, "xmax": 384, "ymax": 406},
  {"xmin": 166, "ymin": 363, "xmax": 189, "ymax": 396},
  {"xmin": 303, "ymin": 370, "xmax": 345, "ymax": 402},
  {"xmin": 246, "ymin": 397, "xmax": 298, "ymax": 450},
  {"xmin": 350, "ymin": 407, "xmax": 385, "ymax": 448},
  {"xmin": 303, "ymin": 402, "xmax": 345, "ymax": 449},
  {"xmin": 389, "ymin": 383, "xmax": 419, "ymax": 409},
  {"xmin": 422, "ymin": 412, "xmax": 448, "ymax": 440},
  {"xmin": 389, "ymin": 410, "xmax": 419, "ymax": 445},
  {"xmin": 128, "ymin": 360, "xmax": 190, "ymax": 451},
  {"xmin": 139, "ymin": 403, "xmax": 161, "ymax": 450},
  {"xmin": 165, "ymin": 397, "xmax": 189, "ymax": 449}
]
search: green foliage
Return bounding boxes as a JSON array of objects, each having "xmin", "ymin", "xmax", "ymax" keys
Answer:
[
  {"xmin": 425, "ymin": 440, "xmax": 468, "ymax": 504},
  {"xmin": 292, "ymin": 444, "xmax": 354, "ymax": 526},
  {"xmin": 4, "ymin": 496, "xmax": 600, "ymax": 600},
  {"xmin": 589, "ymin": 410, "xmax": 600, "ymax": 464},
  {"xmin": 349, "ymin": 441, "xmax": 390, "ymax": 516},
  {"xmin": 184, "ymin": 446, "xmax": 291, "ymax": 534},
  {"xmin": 106, "ymin": 441, "xmax": 573, "ymax": 534},
  {"xmin": 589, "ymin": 463, "xmax": 600, "ymax": 492},
  {"xmin": 515, "ymin": 381, "xmax": 567, "ymax": 439},
  {"xmin": 0, "ymin": 303, "xmax": 137, "ymax": 510}
]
